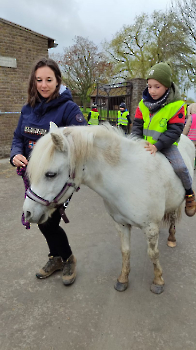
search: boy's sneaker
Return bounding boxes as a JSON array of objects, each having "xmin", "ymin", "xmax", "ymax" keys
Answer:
[
  {"xmin": 185, "ymin": 192, "xmax": 196, "ymax": 217},
  {"xmin": 62, "ymin": 255, "xmax": 77, "ymax": 286},
  {"xmin": 36, "ymin": 256, "xmax": 63, "ymax": 279}
]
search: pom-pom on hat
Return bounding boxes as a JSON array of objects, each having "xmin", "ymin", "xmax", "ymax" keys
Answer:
[
  {"xmin": 147, "ymin": 62, "xmax": 172, "ymax": 88},
  {"xmin": 119, "ymin": 102, "xmax": 126, "ymax": 109}
]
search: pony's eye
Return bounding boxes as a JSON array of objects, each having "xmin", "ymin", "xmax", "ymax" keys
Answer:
[{"xmin": 45, "ymin": 172, "xmax": 57, "ymax": 178}]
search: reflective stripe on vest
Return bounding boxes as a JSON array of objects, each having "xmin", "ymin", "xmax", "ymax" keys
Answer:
[
  {"xmin": 139, "ymin": 100, "xmax": 185, "ymax": 146},
  {"xmin": 117, "ymin": 111, "xmax": 129, "ymax": 126},
  {"xmin": 88, "ymin": 111, "xmax": 99, "ymax": 125},
  {"xmin": 188, "ymin": 114, "xmax": 196, "ymax": 140}
]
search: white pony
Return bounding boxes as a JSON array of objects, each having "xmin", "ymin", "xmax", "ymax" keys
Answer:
[{"xmin": 23, "ymin": 123, "xmax": 195, "ymax": 294}]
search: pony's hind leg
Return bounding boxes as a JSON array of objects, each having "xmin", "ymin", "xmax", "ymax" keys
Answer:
[
  {"xmin": 167, "ymin": 211, "xmax": 177, "ymax": 248},
  {"xmin": 144, "ymin": 223, "xmax": 164, "ymax": 294},
  {"xmin": 167, "ymin": 223, "xmax": 176, "ymax": 248},
  {"xmin": 114, "ymin": 223, "xmax": 131, "ymax": 292}
]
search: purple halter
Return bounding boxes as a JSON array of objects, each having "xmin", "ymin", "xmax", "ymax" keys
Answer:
[
  {"xmin": 26, "ymin": 178, "xmax": 80, "ymax": 209},
  {"xmin": 17, "ymin": 166, "xmax": 80, "ymax": 228}
]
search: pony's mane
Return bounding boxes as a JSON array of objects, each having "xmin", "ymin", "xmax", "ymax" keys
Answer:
[
  {"xmin": 28, "ymin": 122, "xmax": 135, "ymax": 184},
  {"xmin": 27, "ymin": 132, "xmax": 56, "ymax": 184},
  {"xmin": 63, "ymin": 122, "xmax": 125, "ymax": 169}
]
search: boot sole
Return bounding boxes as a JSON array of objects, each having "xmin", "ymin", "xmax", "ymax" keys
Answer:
[
  {"xmin": 185, "ymin": 211, "xmax": 196, "ymax": 217},
  {"xmin": 62, "ymin": 276, "xmax": 76, "ymax": 286},
  {"xmin": 36, "ymin": 268, "xmax": 63, "ymax": 279}
]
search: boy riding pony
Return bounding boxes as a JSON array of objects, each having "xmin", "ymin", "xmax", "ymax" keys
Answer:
[{"xmin": 132, "ymin": 62, "xmax": 196, "ymax": 217}]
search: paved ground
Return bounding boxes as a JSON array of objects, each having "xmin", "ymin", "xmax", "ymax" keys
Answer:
[{"xmin": 1, "ymin": 158, "xmax": 196, "ymax": 350}]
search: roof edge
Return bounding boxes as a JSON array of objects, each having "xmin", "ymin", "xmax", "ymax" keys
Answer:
[{"xmin": 0, "ymin": 17, "xmax": 57, "ymax": 48}]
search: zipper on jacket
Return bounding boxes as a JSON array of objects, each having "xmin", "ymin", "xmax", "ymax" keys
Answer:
[{"xmin": 146, "ymin": 113, "xmax": 153, "ymax": 137}]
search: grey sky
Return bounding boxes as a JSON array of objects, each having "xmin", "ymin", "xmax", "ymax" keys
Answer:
[
  {"xmin": 1, "ymin": 0, "xmax": 195, "ymax": 99},
  {"xmin": 1, "ymin": 0, "xmax": 171, "ymax": 53}
]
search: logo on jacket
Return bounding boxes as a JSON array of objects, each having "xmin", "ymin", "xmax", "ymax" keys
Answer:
[
  {"xmin": 149, "ymin": 69, "xmax": 154, "ymax": 76},
  {"xmin": 75, "ymin": 114, "xmax": 85, "ymax": 122},
  {"xmin": 159, "ymin": 118, "xmax": 167, "ymax": 127},
  {"xmin": 29, "ymin": 141, "xmax": 36, "ymax": 149},
  {"xmin": 178, "ymin": 112, "xmax": 183, "ymax": 119},
  {"xmin": 24, "ymin": 126, "xmax": 47, "ymax": 135}
]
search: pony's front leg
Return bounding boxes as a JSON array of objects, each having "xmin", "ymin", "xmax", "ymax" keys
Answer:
[
  {"xmin": 114, "ymin": 224, "xmax": 131, "ymax": 292},
  {"xmin": 144, "ymin": 223, "xmax": 164, "ymax": 294}
]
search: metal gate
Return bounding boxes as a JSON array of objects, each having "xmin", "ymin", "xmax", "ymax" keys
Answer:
[{"xmin": 95, "ymin": 81, "xmax": 133, "ymax": 125}]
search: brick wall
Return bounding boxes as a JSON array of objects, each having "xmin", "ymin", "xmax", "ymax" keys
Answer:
[
  {"xmin": 0, "ymin": 112, "xmax": 20, "ymax": 158},
  {"xmin": 130, "ymin": 78, "xmax": 147, "ymax": 119},
  {"xmin": 0, "ymin": 20, "xmax": 50, "ymax": 158},
  {"xmin": 0, "ymin": 20, "xmax": 49, "ymax": 113}
]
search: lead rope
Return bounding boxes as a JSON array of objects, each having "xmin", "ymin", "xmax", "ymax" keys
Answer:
[{"xmin": 17, "ymin": 167, "xmax": 31, "ymax": 229}]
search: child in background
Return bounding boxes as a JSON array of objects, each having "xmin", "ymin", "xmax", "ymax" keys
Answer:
[
  {"xmin": 117, "ymin": 102, "xmax": 132, "ymax": 134},
  {"xmin": 183, "ymin": 102, "xmax": 196, "ymax": 169},
  {"xmin": 88, "ymin": 104, "xmax": 99, "ymax": 125},
  {"xmin": 183, "ymin": 103, "xmax": 196, "ymax": 147}
]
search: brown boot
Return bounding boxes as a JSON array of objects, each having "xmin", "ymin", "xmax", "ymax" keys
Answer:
[
  {"xmin": 62, "ymin": 254, "xmax": 77, "ymax": 286},
  {"xmin": 36, "ymin": 256, "xmax": 63, "ymax": 279},
  {"xmin": 185, "ymin": 192, "xmax": 196, "ymax": 217}
]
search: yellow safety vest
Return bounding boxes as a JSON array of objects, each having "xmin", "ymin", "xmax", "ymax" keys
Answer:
[
  {"xmin": 88, "ymin": 111, "xmax": 99, "ymax": 125},
  {"xmin": 139, "ymin": 99, "xmax": 186, "ymax": 146},
  {"xmin": 117, "ymin": 111, "xmax": 129, "ymax": 126}
]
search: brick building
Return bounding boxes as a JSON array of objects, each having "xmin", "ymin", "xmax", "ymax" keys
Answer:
[{"xmin": 0, "ymin": 17, "xmax": 57, "ymax": 158}]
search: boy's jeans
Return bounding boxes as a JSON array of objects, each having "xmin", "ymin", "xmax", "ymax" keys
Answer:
[{"xmin": 161, "ymin": 145, "xmax": 192, "ymax": 190}]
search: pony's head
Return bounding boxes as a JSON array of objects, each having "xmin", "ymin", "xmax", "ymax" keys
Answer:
[
  {"xmin": 23, "ymin": 122, "xmax": 123, "ymax": 224},
  {"xmin": 23, "ymin": 123, "xmax": 77, "ymax": 224}
]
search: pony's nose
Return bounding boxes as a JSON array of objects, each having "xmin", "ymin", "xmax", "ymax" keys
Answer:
[{"xmin": 25, "ymin": 211, "xmax": 32, "ymax": 221}]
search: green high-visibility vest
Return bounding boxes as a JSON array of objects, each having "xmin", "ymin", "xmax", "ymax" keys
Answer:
[
  {"xmin": 88, "ymin": 111, "xmax": 99, "ymax": 125},
  {"xmin": 117, "ymin": 111, "xmax": 129, "ymax": 126},
  {"xmin": 139, "ymin": 99, "xmax": 186, "ymax": 146}
]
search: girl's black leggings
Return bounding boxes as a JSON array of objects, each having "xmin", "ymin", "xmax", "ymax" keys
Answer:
[{"xmin": 38, "ymin": 209, "xmax": 72, "ymax": 261}]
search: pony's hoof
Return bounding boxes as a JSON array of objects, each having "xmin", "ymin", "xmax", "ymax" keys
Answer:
[
  {"xmin": 167, "ymin": 240, "xmax": 176, "ymax": 248},
  {"xmin": 150, "ymin": 283, "xmax": 164, "ymax": 294},
  {"xmin": 114, "ymin": 280, "xmax": 128, "ymax": 292}
]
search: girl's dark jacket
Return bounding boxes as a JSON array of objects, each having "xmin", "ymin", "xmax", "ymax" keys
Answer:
[
  {"xmin": 132, "ymin": 83, "xmax": 186, "ymax": 151},
  {"xmin": 10, "ymin": 86, "xmax": 87, "ymax": 163}
]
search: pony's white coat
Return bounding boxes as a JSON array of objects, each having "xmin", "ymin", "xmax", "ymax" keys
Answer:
[{"xmin": 23, "ymin": 123, "xmax": 195, "ymax": 292}]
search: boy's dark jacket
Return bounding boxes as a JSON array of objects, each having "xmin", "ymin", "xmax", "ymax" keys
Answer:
[
  {"xmin": 10, "ymin": 86, "xmax": 87, "ymax": 161},
  {"xmin": 132, "ymin": 83, "xmax": 185, "ymax": 151}
]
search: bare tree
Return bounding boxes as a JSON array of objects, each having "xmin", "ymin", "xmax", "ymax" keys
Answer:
[
  {"xmin": 55, "ymin": 36, "xmax": 114, "ymax": 111},
  {"xmin": 103, "ymin": 14, "xmax": 151, "ymax": 80},
  {"xmin": 104, "ymin": 9, "xmax": 195, "ymax": 92},
  {"xmin": 170, "ymin": 0, "xmax": 196, "ymax": 88},
  {"xmin": 171, "ymin": 0, "xmax": 196, "ymax": 41}
]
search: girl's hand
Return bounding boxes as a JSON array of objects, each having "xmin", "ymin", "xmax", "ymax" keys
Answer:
[
  {"xmin": 144, "ymin": 142, "xmax": 157, "ymax": 155},
  {"xmin": 13, "ymin": 154, "xmax": 28, "ymax": 167}
]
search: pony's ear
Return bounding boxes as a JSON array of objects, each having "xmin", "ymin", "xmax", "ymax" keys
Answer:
[
  {"xmin": 50, "ymin": 132, "xmax": 66, "ymax": 152},
  {"xmin": 49, "ymin": 122, "xmax": 68, "ymax": 152},
  {"xmin": 51, "ymin": 132, "xmax": 68, "ymax": 152},
  {"xmin": 49, "ymin": 122, "xmax": 58, "ymax": 133},
  {"xmin": 50, "ymin": 129, "xmax": 67, "ymax": 153}
]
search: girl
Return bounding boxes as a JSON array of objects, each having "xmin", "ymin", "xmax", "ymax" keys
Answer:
[{"xmin": 10, "ymin": 57, "xmax": 87, "ymax": 285}]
